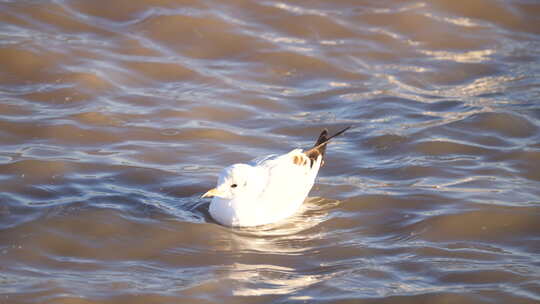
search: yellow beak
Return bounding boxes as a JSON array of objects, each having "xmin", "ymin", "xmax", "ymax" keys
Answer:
[{"xmin": 201, "ymin": 188, "xmax": 221, "ymax": 199}]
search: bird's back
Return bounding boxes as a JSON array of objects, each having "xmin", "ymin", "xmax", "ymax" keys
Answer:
[{"xmin": 254, "ymin": 149, "xmax": 323, "ymax": 223}]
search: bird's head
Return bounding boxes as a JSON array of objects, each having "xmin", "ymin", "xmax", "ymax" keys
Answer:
[{"xmin": 202, "ymin": 164, "xmax": 267, "ymax": 200}]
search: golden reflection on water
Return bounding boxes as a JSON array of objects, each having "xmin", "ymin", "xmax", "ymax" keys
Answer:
[
  {"xmin": 420, "ymin": 49, "xmax": 495, "ymax": 63},
  {"xmin": 226, "ymin": 263, "xmax": 320, "ymax": 297},
  {"xmin": 199, "ymin": 198, "xmax": 337, "ymax": 297}
]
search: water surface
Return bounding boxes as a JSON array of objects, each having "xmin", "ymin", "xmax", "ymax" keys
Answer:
[{"xmin": 1, "ymin": 0, "xmax": 539, "ymax": 303}]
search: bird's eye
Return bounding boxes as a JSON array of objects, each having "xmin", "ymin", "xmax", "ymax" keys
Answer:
[{"xmin": 231, "ymin": 184, "xmax": 238, "ymax": 188}]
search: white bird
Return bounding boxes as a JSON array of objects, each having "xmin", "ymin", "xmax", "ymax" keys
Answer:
[{"xmin": 202, "ymin": 127, "xmax": 350, "ymax": 227}]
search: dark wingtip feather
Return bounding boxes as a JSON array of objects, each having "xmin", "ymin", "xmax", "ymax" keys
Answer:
[
  {"xmin": 305, "ymin": 126, "xmax": 351, "ymax": 168},
  {"xmin": 315, "ymin": 128, "xmax": 329, "ymax": 154}
]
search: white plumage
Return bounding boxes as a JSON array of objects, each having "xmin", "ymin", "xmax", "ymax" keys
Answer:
[{"xmin": 202, "ymin": 127, "xmax": 350, "ymax": 227}]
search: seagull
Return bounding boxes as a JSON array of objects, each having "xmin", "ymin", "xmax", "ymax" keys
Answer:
[{"xmin": 202, "ymin": 126, "xmax": 351, "ymax": 227}]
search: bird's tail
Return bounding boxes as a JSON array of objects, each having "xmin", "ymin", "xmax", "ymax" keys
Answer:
[{"xmin": 305, "ymin": 126, "xmax": 351, "ymax": 167}]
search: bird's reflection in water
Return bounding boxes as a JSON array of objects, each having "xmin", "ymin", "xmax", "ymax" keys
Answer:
[{"xmin": 213, "ymin": 197, "xmax": 340, "ymax": 297}]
